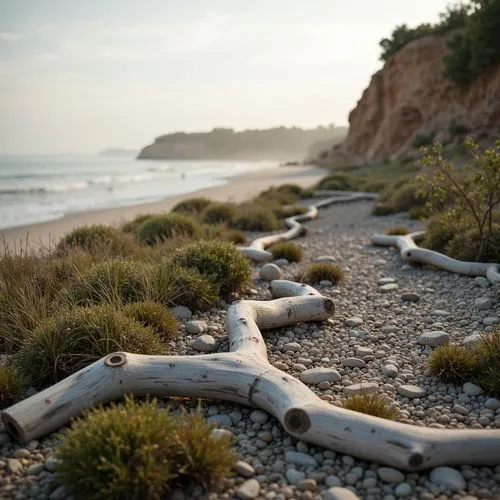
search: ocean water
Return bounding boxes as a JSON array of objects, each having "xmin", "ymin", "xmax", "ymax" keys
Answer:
[{"xmin": 0, "ymin": 155, "xmax": 276, "ymax": 230}]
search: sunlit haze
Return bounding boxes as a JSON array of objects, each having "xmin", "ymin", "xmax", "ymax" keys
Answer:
[{"xmin": 0, "ymin": 0, "xmax": 454, "ymax": 154}]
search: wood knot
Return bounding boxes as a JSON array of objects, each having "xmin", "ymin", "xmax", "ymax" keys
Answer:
[
  {"xmin": 408, "ymin": 452, "xmax": 424, "ymax": 469},
  {"xmin": 104, "ymin": 352, "xmax": 127, "ymax": 367},
  {"xmin": 324, "ymin": 298, "xmax": 335, "ymax": 315},
  {"xmin": 284, "ymin": 408, "xmax": 311, "ymax": 434}
]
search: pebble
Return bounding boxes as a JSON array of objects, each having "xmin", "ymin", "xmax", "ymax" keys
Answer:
[
  {"xmin": 324, "ymin": 487, "xmax": 360, "ymax": 500},
  {"xmin": 344, "ymin": 382, "xmax": 378, "ymax": 396},
  {"xmin": 285, "ymin": 468, "xmax": 306, "ymax": 484},
  {"xmin": 381, "ymin": 364, "xmax": 398, "ymax": 377},
  {"xmin": 285, "ymin": 451, "xmax": 317, "ymax": 468},
  {"xmin": 49, "ymin": 486, "xmax": 68, "ymax": 500},
  {"xmin": 6, "ymin": 458, "xmax": 22, "ymax": 474},
  {"xmin": 192, "ymin": 334, "xmax": 217, "ymax": 352},
  {"xmin": 297, "ymin": 479, "xmax": 317, "ymax": 491},
  {"xmin": 397, "ymin": 385, "xmax": 426, "ymax": 398},
  {"xmin": 378, "ymin": 277, "xmax": 396, "ymax": 285},
  {"xmin": 453, "ymin": 404, "xmax": 469, "ymax": 415},
  {"xmin": 44, "ymin": 456, "xmax": 58, "ymax": 472},
  {"xmin": 299, "ymin": 367, "xmax": 341, "ymax": 384},
  {"xmin": 320, "ymin": 279, "xmax": 333, "ymax": 286},
  {"xmin": 274, "ymin": 258, "xmax": 289, "ymax": 267},
  {"xmin": 207, "ymin": 414, "xmax": 232, "ymax": 428},
  {"xmin": 236, "ymin": 479, "xmax": 260, "ymax": 499},
  {"xmin": 234, "ymin": 460, "xmax": 255, "ymax": 478},
  {"xmin": 463, "ymin": 334, "xmax": 481, "ymax": 348},
  {"xmin": 171, "ymin": 305, "xmax": 192, "ymax": 319},
  {"xmin": 475, "ymin": 297, "xmax": 493, "ymax": 310},
  {"xmin": 463, "ymin": 382, "xmax": 483, "ymax": 396},
  {"xmin": 315, "ymin": 255, "xmax": 336, "ymax": 263},
  {"xmin": 342, "ymin": 357, "xmax": 366, "ymax": 368},
  {"xmin": 485, "ymin": 398, "xmax": 500, "ymax": 410},
  {"xmin": 418, "ymin": 331, "xmax": 450, "ymax": 347},
  {"xmin": 380, "ymin": 283, "xmax": 399, "ymax": 292},
  {"xmin": 26, "ymin": 463, "xmax": 44, "ymax": 475},
  {"xmin": 355, "ymin": 346, "xmax": 373, "ymax": 357},
  {"xmin": 210, "ymin": 428, "xmax": 233, "ymax": 440},
  {"xmin": 394, "ymin": 482, "xmax": 412, "ymax": 497},
  {"xmin": 345, "ymin": 316, "xmax": 363, "ymax": 327},
  {"xmin": 260, "ymin": 263, "xmax": 282, "ymax": 281},
  {"xmin": 401, "ymin": 292, "xmax": 420, "ymax": 302},
  {"xmin": 429, "ymin": 466, "xmax": 466, "ymax": 491},
  {"xmin": 325, "ymin": 475, "xmax": 342, "ymax": 487},
  {"xmin": 378, "ymin": 467, "xmax": 405, "ymax": 483},
  {"xmin": 483, "ymin": 316, "xmax": 499, "ymax": 326},
  {"xmin": 185, "ymin": 320, "xmax": 207, "ymax": 334},
  {"xmin": 474, "ymin": 276, "xmax": 490, "ymax": 287},
  {"xmin": 250, "ymin": 409, "xmax": 269, "ymax": 425},
  {"xmin": 284, "ymin": 342, "xmax": 301, "ymax": 352}
]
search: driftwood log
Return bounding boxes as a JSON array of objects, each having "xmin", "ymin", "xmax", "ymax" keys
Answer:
[
  {"xmin": 3, "ymin": 280, "xmax": 500, "ymax": 471},
  {"xmin": 373, "ymin": 231, "xmax": 500, "ymax": 284},
  {"xmin": 239, "ymin": 191, "xmax": 378, "ymax": 262}
]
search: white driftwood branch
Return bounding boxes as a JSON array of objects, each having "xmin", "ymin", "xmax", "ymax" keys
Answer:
[
  {"xmin": 373, "ymin": 231, "xmax": 500, "ymax": 284},
  {"xmin": 3, "ymin": 280, "xmax": 500, "ymax": 471},
  {"xmin": 239, "ymin": 191, "xmax": 378, "ymax": 262}
]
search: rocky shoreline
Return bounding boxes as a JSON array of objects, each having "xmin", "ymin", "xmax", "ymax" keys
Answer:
[{"xmin": 1, "ymin": 200, "xmax": 499, "ymax": 499}]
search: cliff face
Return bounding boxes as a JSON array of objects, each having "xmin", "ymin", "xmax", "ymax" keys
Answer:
[{"xmin": 328, "ymin": 35, "xmax": 500, "ymax": 164}]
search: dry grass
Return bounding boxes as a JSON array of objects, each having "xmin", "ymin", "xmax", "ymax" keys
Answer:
[
  {"xmin": 270, "ymin": 241, "xmax": 304, "ymax": 263},
  {"xmin": 341, "ymin": 394, "xmax": 399, "ymax": 420},
  {"xmin": 426, "ymin": 343, "xmax": 476, "ymax": 384},
  {"xmin": 303, "ymin": 263, "xmax": 345, "ymax": 284}
]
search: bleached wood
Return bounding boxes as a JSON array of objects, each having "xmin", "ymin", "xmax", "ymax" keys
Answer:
[
  {"xmin": 373, "ymin": 231, "xmax": 500, "ymax": 284},
  {"xmin": 3, "ymin": 279, "xmax": 499, "ymax": 470},
  {"xmin": 239, "ymin": 191, "xmax": 378, "ymax": 262}
]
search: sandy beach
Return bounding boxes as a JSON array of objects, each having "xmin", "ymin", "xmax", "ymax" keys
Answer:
[{"xmin": 0, "ymin": 164, "xmax": 326, "ymax": 250}]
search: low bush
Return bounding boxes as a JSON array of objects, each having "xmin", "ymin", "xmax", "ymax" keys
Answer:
[
  {"xmin": 123, "ymin": 301, "xmax": 178, "ymax": 340},
  {"xmin": 65, "ymin": 259, "xmax": 152, "ymax": 306},
  {"xmin": 57, "ymin": 225, "xmax": 126, "ymax": 255},
  {"xmin": 154, "ymin": 262, "xmax": 219, "ymax": 311},
  {"xmin": 304, "ymin": 263, "xmax": 345, "ymax": 284},
  {"xmin": 473, "ymin": 330, "xmax": 500, "ymax": 397},
  {"xmin": 231, "ymin": 206, "xmax": 280, "ymax": 231},
  {"xmin": 121, "ymin": 214, "xmax": 154, "ymax": 234},
  {"xmin": 201, "ymin": 202, "xmax": 237, "ymax": 225},
  {"xmin": 270, "ymin": 242, "xmax": 303, "ymax": 262},
  {"xmin": 55, "ymin": 397, "xmax": 237, "ymax": 499},
  {"xmin": 0, "ymin": 364, "xmax": 25, "ymax": 409},
  {"xmin": 412, "ymin": 132, "xmax": 433, "ymax": 149},
  {"xmin": 316, "ymin": 173, "xmax": 364, "ymax": 192},
  {"xmin": 341, "ymin": 394, "xmax": 399, "ymax": 420},
  {"xmin": 172, "ymin": 197, "xmax": 212, "ymax": 215},
  {"xmin": 427, "ymin": 343, "xmax": 477, "ymax": 384},
  {"xmin": 138, "ymin": 214, "xmax": 201, "ymax": 245},
  {"xmin": 445, "ymin": 226, "xmax": 500, "ymax": 263},
  {"xmin": 386, "ymin": 226, "xmax": 411, "ymax": 236},
  {"xmin": 172, "ymin": 241, "xmax": 251, "ymax": 297},
  {"xmin": 448, "ymin": 119, "xmax": 469, "ymax": 136},
  {"xmin": 280, "ymin": 205, "xmax": 308, "ymax": 218},
  {"xmin": 372, "ymin": 180, "xmax": 426, "ymax": 217},
  {"xmin": 226, "ymin": 230, "xmax": 247, "ymax": 245},
  {"xmin": 255, "ymin": 186, "xmax": 299, "ymax": 205},
  {"xmin": 15, "ymin": 305, "xmax": 166, "ymax": 388}
]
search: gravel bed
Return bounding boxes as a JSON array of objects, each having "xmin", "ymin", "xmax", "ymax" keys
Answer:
[{"xmin": 1, "ymin": 200, "xmax": 499, "ymax": 499}]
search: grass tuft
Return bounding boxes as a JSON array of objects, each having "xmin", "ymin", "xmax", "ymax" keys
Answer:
[
  {"xmin": 15, "ymin": 305, "xmax": 166, "ymax": 388},
  {"xmin": 231, "ymin": 206, "xmax": 280, "ymax": 231},
  {"xmin": 270, "ymin": 241, "xmax": 304, "ymax": 262},
  {"xmin": 386, "ymin": 226, "xmax": 411, "ymax": 235},
  {"xmin": 473, "ymin": 330, "xmax": 500, "ymax": 396},
  {"xmin": 121, "ymin": 214, "xmax": 154, "ymax": 234},
  {"xmin": 137, "ymin": 214, "xmax": 201, "ymax": 246},
  {"xmin": 341, "ymin": 393, "xmax": 399, "ymax": 420},
  {"xmin": 55, "ymin": 397, "xmax": 237, "ymax": 499},
  {"xmin": 226, "ymin": 230, "xmax": 247, "ymax": 245},
  {"xmin": 123, "ymin": 301, "xmax": 178, "ymax": 340},
  {"xmin": 427, "ymin": 343, "xmax": 477, "ymax": 384},
  {"xmin": 304, "ymin": 263, "xmax": 345, "ymax": 284},
  {"xmin": 0, "ymin": 364, "xmax": 25, "ymax": 409},
  {"xmin": 57, "ymin": 225, "xmax": 126, "ymax": 255},
  {"xmin": 201, "ymin": 202, "xmax": 237, "ymax": 225},
  {"xmin": 172, "ymin": 197, "xmax": 212, "ymax": 215}
]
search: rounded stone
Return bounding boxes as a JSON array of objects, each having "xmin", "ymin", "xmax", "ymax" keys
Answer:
[
  {"xmin": 185, "ymin": 320, "xmax": 207, "ymax": 334},
  {"xmin": 234, "ymin": 460, "xmax": 255, "ymax": 478},
  {"xmin": 380, "ymin": 283, "xmax": 399, "ymax": 292},
  {"xmin": 192, "ymin": 334, "xmax": 217, "ymax": 352},
  {"xmin": 377, "ymin": 467, "xmax": 405, "ymax": 483},
  {"xmin": 250, "ymin": 409, "xmax": 269, "ymax": 425},
  {"xmin": 285, "ymin": 451, "xmax": 317, "ymax": 468},
  {"xmin": 401, "ymin": 292, "xmax": 420, "ymax": 302},
  {"xmin": 394, "ymin": 482, "xmax": 412, "ymax": 497},
  {"xmin": 171, "ymin": 305, "xmax": 192, "ymax": 320},
  {"xmin": 315, "ymin": 255, "xmax": 336, "ymax": 263},
  {"xmin": 324, "ymin": 487, "xmax": 360, "ymax": 500},
  {"xmin": 236, "ymin": 479, "xmax": 260, "ymax": 499},
  {"xmin": 345, "ymin": 316, "xmax": 363, "ymax": 327},
  {"xmin": 381, "ymin": 364, "xmax": 398, "ymax": 377},
  {"xmin": 344, "ymin": 382, "xmax": 378, "ymax": 396},
  {"xmin": 418, "ymin": 331, "xmax": 450, "ymax": 347},
  {"xmin": 259, "ymin": 263, "xmax": 282, "ymax": 281},
  {"xmin": 463, "ymin": 382, "xmax": 483, "ymax": 396},
  {"xmin": 342, "ymin": 357, "xmax": 366, "ymax": 368},
  {"xmin": 397, "ymin": 385, "xmax": 426, "ymax": 398},
  {"xmin": 429, "ymin": 466, "xmax": 466, "ymax": 491},
  {"xmin": 207, "ymin": 414, "xmax": 232, "ymax": 428},
  {"xmin": 299, "ymin": 367, "xmax": 341, "ymax": 385},
  {"xmin": 285, "ymin": 468, "xmax": 306, "ymax": 484},
  {"xmin": 475, "ymin": 297, "xmax": 493, "ymax": 310}
]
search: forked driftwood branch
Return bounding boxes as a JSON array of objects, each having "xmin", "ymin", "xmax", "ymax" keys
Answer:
[
  {"xmin": 372, "ymin": 231, "xmax": 500, "ymax": 284},
  {"xmin": 239, "ymin": 191, "xmax": 378, "ymax": 262},
  {"xmin": 3, "ymin": 280, "xmax": 500, "ymax": 470}
]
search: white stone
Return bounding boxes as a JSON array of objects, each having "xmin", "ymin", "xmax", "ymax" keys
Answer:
[
  {"xmin": 324, "ymin": 487, "xmax": 360, "ymax": 500},
  {"xmin": 463, "ymin": 334, "xmax": 481, "ymax": 348},
  {"xmin": 463, "ymin": 382, "xmax": 483, "ymax": 396},
  {"xmin": 378, "ymin": 277, "xmax": 396, "ymax": 285},
  {"xmin": 259, "ymin": 263, "xmax": 282, "ymax": 281},
  {"xmin": 430, "ymin": 309, "xmax": 449, "ymax": 317},
  {"xmin": 474, "ymin": 276, "xmax": 490, "ymax": 287},
  {"xmin": 299, "ymin": 367, "xmax": 341, "ymax": 385},
  {"xmin": 356, "ymin": 347, "xmax": 373, "ymax": 357},
  {"xmin": 344, "ymin": 382, "xmax": 378, "ymax": 396},
  {"xmin": 192, "ymin": 334, "xmax": 217, "ymax": 352},
  {"xmin": 381, "ymin": 364, "xmax": 398, "ymax": 377},
  {"xmin": 485, "ymin": 398, "xmax": 500, "ymax": 410},
  {"xmin": 380, "ymin": 283, "xmax": 399, "ymax": 292},
  {"xmin": 284, "ymin": 342, "xmax": 301, "ymax": 352},
  {"xmin": 315, "ymin": 255, "xmax": 336, "ymax": 263},
  {"xmin": 429, "ymin": 466, "xmax": 466, "ymax": 492},
  {"xmin": 394, "ymin": 482, "xmax": 412, "ymax": 497},
  {"xmin": 475, "ymin": 297, "xmax": 493, "ymax": 310},
  {"xmin": 345, "ymin": 316, "xmax": 363, "ymax": 327},
  {"xmin": 210, "ymin": 428, "xmax": 233, "ymax": 440},
  {"xmin": 285, "ymin": 451, "xmax": 318, "ymax": 468},
  {"xmin": 377, "ymin": 467, "xmax": 405, "ymax": 483},
  {"xmin": 418, "ymin": 331, "xmax": 450, "ymax": 347},
  {"xmin": 325, "ymin": 475, "xmax": 342, "ymax": 487},
  {"xmin": 285, "ymin": 468, "xmax": 306, "ymax": 484},
  {"xmin": 397, "ymin": 385, "xmax": 426, "ymax": 398},
  {"xmin": 342, "ymin": 357, "xmax": 366, "ymax": 368},
  {"xmin": 483, "ymin": 316, "xmax": 499, "ymax": 326},
  {"xmin": 171, "ymin": 305, "xmax": 192, "ymax": 319},
  {"xmin": 320, "ymin": 280, "xmax": 333, "ymax": 286},
  {"xmin": 234, "ymin": 460, "xmax": 255, "ymax": 478},
  {"xmin": 249, "ymin": 409, "xmax": 269, "ymax": 425},
  {"xmin": 236, "ymin": 479, "xmax": 260, "ymax": 499},
  {"xmin": 185, "ymin": 320, "xmax": 207, "ymax": 334}
]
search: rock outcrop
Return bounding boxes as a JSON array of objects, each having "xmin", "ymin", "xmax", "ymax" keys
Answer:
[{"xmin": 323, "ymin": 35, "xmax": 500, "ymax": 165}]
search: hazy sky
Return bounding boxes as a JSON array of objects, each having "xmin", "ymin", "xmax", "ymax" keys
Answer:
[{"xmin": 0, "ymin": 0, "xmax": 454, "ymax": 154}]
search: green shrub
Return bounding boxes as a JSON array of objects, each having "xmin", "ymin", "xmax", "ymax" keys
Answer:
[
  {"xmin": 341, "ymin": 394, "xmax": 399, "ymax": 420},
  {"xmin": 0, "ymin": 364, "xmax": 25, "ymax": 409},
  {"xmin": 226, "ymin": 230, "xmax": 247, "ymax": 245},
  {"xmin": 123, "ymin": 302, "xmax": 178, "ymax": 340},
  {"xmin": 446, "ymin": 226, "xmax": 500, "ymax": 263},
  {"xmin": 138, "ymin": 214, "xmax": 201, "ymax": 245},
  {"xmin": 270, "ymin": 242, "xmax": 303, "ymax": 262},
  {"xmin": 386, "ymin": 226, "xmax": 411, "ymax": 235},
  {"xmin": 66, "ymin": 259, "xmax": 152, "ymax": 306},
  {"xmin": 201, "ymin": 202, "xmax": 237, "ymax": 225},
  {"xmin": 373, "ymin": 180, "xmax": 426, "ymax": 216},
  {"xmin": 154, "ymin": 262, "xmax": 219, "ymax": 311},
  {"xmin": 448, "ymin": 119, "xmax": 469, "ymax": 136},
  {"xmin": 122, "ymin": 214, "xmax": 154, "ymax": 234},
  {"xmin": 412, "ymin": 132, "xmax": 434, "ymax": 149},
  {"xmin": 316, "ymin": 173, "xmax": 364, "ymax": 191},
  {"xmin": 172, "ymin": 197, "xmax": 212, "ymax": 215},
  {"xmin": 473, "ymin": 330, "xmax": 500, "ymax": 396},
  {"xmin": 15, "ymin": 306, "xmax": 166, "ymax": 388},
  {"xmin": 55, "ymin": 397, "xmax": 237, "ymax": 499},
  {"xmin": 304, "ymin": 263, "xmax": 345, "ymax": 284},
  {"xmin": 57, "ymin": 225, "xmax": 125, "ymax": 254},
  {"xmin": 280, "ymin": 205, "xmax": 309, "ymax": 218},
  {"xmin": 427, "ymin": 343, "xmax": 477, "ymax": 384},
  {"xmin": 255, "ymin": 186, "xmax": 299, "ymax": 205},
  {"xmin": 231, "ymin": 206, "xmax": 280, "ymax": 231},
  {"xmin": 172, "ymin": 241, "xmax": 251, "ymax": 297}
]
